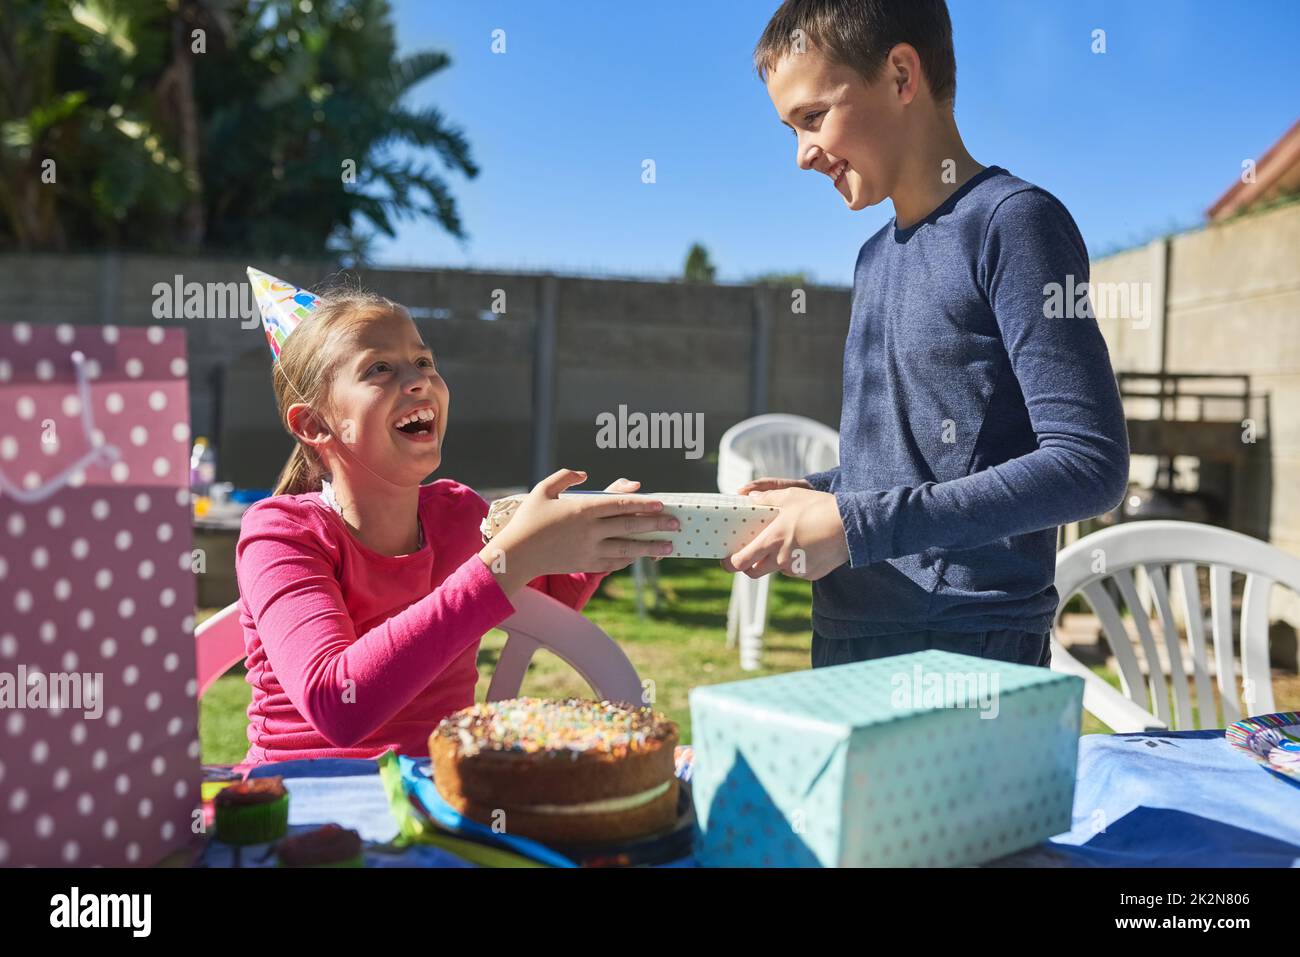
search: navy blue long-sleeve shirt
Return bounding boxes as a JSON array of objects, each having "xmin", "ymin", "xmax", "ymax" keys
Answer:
[{"xmin": 806, "ymin": 166, "xmax": 1129, "ymax": 638}]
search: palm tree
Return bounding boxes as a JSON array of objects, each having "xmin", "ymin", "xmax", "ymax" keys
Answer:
[
  {"xmin": 0, "ymin": 0, "xmax": 478, "ymax": 255},
  {"xmin": 327, "ymin": 222, "xmax": 377, "ymax": 268},
  {"xmin": 153, "ymin": 0, "xmax": 234, "ymax": 249},
  {"xmin": 198, "ymin": 0, "xmax": 479, "ymax": 255},
  {"xmin": 0, "ymin": 0, "xmax": 189, "ymax": 250}
]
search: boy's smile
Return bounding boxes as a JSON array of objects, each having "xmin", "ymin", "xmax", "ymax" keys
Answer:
[{"xmin": 765, "ymin": 43, "xmax": 904, "ymax": 212}]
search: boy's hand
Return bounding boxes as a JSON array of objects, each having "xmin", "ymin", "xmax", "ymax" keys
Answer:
[
  {"xmin": 721, "ymin": 487, "xmax": 849, "ymax": 580},
  {"xmin": 735, "ymin": 476, "xmax": 813, "ymax": 495}
]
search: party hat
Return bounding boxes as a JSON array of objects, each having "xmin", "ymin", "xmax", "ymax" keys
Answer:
[{"xmin": 247, "ymin": 266, "xmax": 325, "ymax": 361}]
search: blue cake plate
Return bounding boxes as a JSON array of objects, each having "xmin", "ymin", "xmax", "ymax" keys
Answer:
[{"xmin": 396, "ymin": 755, "xmax": 694, "ymax": 867}]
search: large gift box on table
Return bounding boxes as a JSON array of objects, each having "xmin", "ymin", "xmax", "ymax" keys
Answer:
[{"xmin": 688, "ymin": 650, "xmax": 1084, "ymax": 867}]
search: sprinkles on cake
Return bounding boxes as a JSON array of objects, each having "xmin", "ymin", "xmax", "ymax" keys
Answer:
[{"xmin": 436, "ymin": 697, "xmax": 671, "ymax": 757}]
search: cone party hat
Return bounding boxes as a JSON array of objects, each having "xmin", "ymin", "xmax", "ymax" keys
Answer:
[{"xmin": 247, "ymin": 266, "xmax": 324, "ymax": 361}]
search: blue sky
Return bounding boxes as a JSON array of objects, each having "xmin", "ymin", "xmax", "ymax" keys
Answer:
[{"xmin": 377, "ymin": 0, "xmax": 1300, "ymax": 286}]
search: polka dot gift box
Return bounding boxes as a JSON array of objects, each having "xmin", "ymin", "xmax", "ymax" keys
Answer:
[
  {"xmin": 688, "ymin": 650, "xmax": 1084, "ymax": 867},
  {"xmin": 0, "ymin": 322, "xmax": 200, "ymax": 867},
  {"xmin": 481, "ymin": 492, "xmax": 779, "ymax": 560}
]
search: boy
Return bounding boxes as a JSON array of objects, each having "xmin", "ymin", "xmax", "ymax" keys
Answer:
[{"xmin": 723, "ymin": 0, "xmax": 1130, "ymax": 669}]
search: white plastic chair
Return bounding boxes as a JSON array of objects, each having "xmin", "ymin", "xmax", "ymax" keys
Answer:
[
  {"xmin": 1051, "ymin": 520, "xmax": 1300, "ymax": 732},
  {"xmin": 717, "ymin": 413, "xmax": 840, "ymax": 670},
  {"xmin": 195, "ymin": 586, "xmax": 645, "ymax": 704}
]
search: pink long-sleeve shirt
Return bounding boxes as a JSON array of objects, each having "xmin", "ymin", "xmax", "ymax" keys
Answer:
[{"xmin": 234, "ymin": 479, "xmax": 604, "ymax": 765}]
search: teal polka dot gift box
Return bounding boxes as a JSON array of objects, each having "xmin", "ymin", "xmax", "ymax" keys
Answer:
[{"xmin": 688, "ymin": 650, "xmax": 1084, "ymax": 867}]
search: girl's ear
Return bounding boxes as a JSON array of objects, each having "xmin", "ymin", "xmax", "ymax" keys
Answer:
[{"xmin": 287, "ymin": 402, "xmax": 331, "ymax": 450}]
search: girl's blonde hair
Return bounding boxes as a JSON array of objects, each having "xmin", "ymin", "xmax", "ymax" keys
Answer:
[{"xmin": 271, "ymin": 282, "xmax": 411, "ymax": 497}]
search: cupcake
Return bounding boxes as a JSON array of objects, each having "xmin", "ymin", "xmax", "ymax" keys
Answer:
[
  {"xmin": 213, "ymin": 776, "xmax": 290, "ymax": 845},
  {"xmin": 276, "ymin": 824, "xmax": 365, "ymax": 868}
]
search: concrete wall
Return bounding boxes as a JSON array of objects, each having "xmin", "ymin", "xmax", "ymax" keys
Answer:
[
  {"xmin": 1092, "ymin": 201, "xmax": 1300, "ymax": 625},
  {"xmin": 6, "ymin": 207, "xmax": 1292, "ymax": 510},
  {"xmin": 0, "ymin": 254, "xmax": 851, "ymax": 493},
  {"xmin": 1092, "ymin": 200, "xmax": 1300, "ymax": 547}
]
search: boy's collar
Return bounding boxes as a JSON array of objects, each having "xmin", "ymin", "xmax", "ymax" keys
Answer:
[{"xmin": 892, "ymin": 165, "xmax": 1006, "ymax": 240}]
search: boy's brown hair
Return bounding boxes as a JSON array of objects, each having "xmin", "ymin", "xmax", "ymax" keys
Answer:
[{"xmin": 753, "ymin": 0, "xmax": 957, "ymax": 105}]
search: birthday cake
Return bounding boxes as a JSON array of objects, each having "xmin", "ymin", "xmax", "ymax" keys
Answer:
[{"xmin": 428, "ymin": 697, "xmax": 680, "ymax": 846}]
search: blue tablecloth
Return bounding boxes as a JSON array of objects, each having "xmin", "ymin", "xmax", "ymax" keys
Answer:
[
  {"xmin": 197, "ymin": 729, "xmax": 1300, "ymax": 867},
  {"xmin": 1012, "ymin": 729, "xmax": 1300, "ymax": 867}
]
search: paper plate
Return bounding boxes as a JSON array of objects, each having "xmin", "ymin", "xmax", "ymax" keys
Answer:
[
  {"xmin": 1225, "ymin": 711, "xmax": 1300, "ymax": 783},
  {"xmin": 481, "ymin": 491, "xmax": 778, "ymax": 560}
]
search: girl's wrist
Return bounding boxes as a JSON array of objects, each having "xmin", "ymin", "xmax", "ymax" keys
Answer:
[{"xmin": 477, "ymin": 536, "xmax": 540, "ymax": 595}]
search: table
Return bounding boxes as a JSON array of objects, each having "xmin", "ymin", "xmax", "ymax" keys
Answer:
[
  {"xmin": 996, "ymin": 728, "xmax": 1300, "ymax": 867},
  {"xmin": 196, "ymin": 729, "xmax": 1300, "ymax": 868}
]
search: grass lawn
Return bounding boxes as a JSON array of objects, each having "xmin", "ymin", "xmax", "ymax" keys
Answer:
[{"xmin": 200, "ymin": 559, "xmax": 1193, "ymax": 763}]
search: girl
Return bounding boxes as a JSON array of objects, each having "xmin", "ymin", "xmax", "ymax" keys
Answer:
[{"xmin": 234, "ymin": 277, "xmax": 677, "ymax": 764}]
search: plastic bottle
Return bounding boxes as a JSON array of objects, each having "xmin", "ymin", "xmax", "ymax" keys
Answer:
[{"xmin": 190, "ymin": 437, "xmax": 216, "ymax": 497}]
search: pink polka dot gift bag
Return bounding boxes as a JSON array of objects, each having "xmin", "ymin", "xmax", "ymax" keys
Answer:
[{"xmin": 0, "ymin": 322, "xmax": 200, "ymax": 866}]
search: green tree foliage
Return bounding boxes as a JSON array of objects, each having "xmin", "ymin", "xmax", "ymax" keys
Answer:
[
  {"xmin": 683, "ymin": 242, "xmax": 715, "ymax": 283},
  {"xmin": 0, "ymin": 0, "xmax": 477, "ymax": 255},
  {"xmin": 750, "ymin": 271, "xmax": 809, "ymax": 287},
  {"xmin": 0, "ymin": 0, "xmax": 191, "ymax": 249}
]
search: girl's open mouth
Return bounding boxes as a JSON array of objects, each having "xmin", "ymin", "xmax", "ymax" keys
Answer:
[
  {"xmin": 393, "ymin": 407, "xmax": 438, "ymax": 443},
  {"xmin": 396, "ymin": 423, "xmax": 437, "ymax": 442}
]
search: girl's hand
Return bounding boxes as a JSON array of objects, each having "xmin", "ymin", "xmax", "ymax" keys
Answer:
[
  {"xmin": 605, "ymin": 477, "xmax": 669, "ymax": 562},
  {"xmin": 736, "ymin": 476, "xmax": 813, "ymax": 496},
  {"xmin": 479, "ymin": 469, "xmax": 678, "ymax": 593}
]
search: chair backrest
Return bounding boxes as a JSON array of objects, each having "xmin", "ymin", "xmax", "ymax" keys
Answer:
[
  {"xmin": 717, "ymin": 413, "xmax": 840, "ymax": 494},
  {"xmin": 195, "ymin": 602, "xmax": 247, "ymax": 699},
  {"xmin": 486, "ymin": 587, "xmax": 644, "ymax": 703},
  {"xmin": 1054, "ymin": 520, "xmax": 1300, "ymax": 730},
  {"xmin": 194, "ymin": 588, "xmax": 644, "ymax": 705}
]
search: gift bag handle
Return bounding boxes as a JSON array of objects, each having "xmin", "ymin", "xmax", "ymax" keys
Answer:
[{"xmin": 0, "ymin": 350, "xmax": 124, "ymax": 504}]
